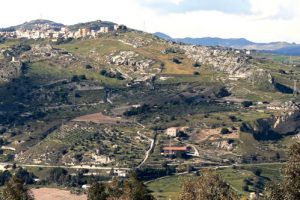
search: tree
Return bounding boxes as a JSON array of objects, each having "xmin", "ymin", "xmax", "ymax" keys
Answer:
[
  {"xmin": 87, "ymin": 173, "xmax": 155, "ymax": 200},
  {"xmin": 193, "ymin": 62, "xmax": 201, "ymax": 68},
  {"xmin": 47, "ymin": 167, "xmax": 69, "ymax": 185},
  {"xmin": 283, "ymin": 142, "xmax": 300, "ymax": 199},
  {"xmin": 242, "ymin": 101, "xmax": 253, "ymax": 108},
  {"xmin": 172, "ymin": 57, "xmax": 181, "ymax": 64},
  {"xmin": 264, "ymin": 142, "xmax": 300, "ymax": 200},
  {"xmin": 2, "ymin": 176, "xmax": 34, "ymax": 200},
  {"xmin": 0, "ymin": 170, "xmax": 11, "ymax": 186},
  {"xmin": 220, "ymin": 128, "xmax": 230, "ymax": 135},
  {"xmin": 88, "ymin": 182, "xmax": 108, "ymax": 200},
  {"xmin": 217, "ymin": 87, "xmax": 231, "ymax": 98},
  {"xmin": 254, "ymin": 169, "xmax": 262, "ymax": 177},
  {"xmin": 15, "ymin": 168, "xmax": 35, "ymax": 184},
  {"xmin": 120, "ymin": 172, "xmax": 155, "ymax": 200},
  {"xmin": 180, "ymin": 171, "xmax": 239, "ymax": 200}
]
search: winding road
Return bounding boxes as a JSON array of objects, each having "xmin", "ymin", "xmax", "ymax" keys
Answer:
[{"xmin": 136, "ymin": 123, "xmax": 155, "ymax": 168}]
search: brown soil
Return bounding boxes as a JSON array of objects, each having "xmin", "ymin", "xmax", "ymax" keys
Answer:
[
  {"xmin": 192, "ymin": 128, "xmax": 239, "ymax": 141},
  {"xmin": 72, "ymin": 113, "xmax": 127, "ymax": 124},
  {"xmin": 32, "ymin": 188, "xmax": 87, "ymax": 200}
]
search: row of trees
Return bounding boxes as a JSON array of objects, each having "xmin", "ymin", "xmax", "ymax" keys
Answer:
[
  {"xmin": 88, "ymin": 173, "xmax": 155, "ymax": 200},
  {"xmin": 0, "ymin": 142, "xmax": 299, "ymax": 199}
]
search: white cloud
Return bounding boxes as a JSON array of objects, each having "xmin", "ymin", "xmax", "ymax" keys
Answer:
[
  {"xmin": 169, "ymin": 0, "xmax": 185, "ymax": 5},
  {"xmin": 0, "ymin": 0, "xmax": 299, "ymax": 43},
  {"xmin": 249, "ymin": 0, "xmax": 300, "ymax": 19}
]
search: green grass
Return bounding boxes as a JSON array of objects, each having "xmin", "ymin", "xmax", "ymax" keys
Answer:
[
  {"xmin": 217, "ymin": 168, "xmax": 253, "ymax": 194},
  {"xmin": 147, "ymin": 164, "xmax": 284, "ymax": 200},
  {"xmin": 147, "ymin": 175, "xmax": 186, "ymax": 200},
  {"xmin": 29, "ymin": 61, "xmax": 125, "ymax": 86}
]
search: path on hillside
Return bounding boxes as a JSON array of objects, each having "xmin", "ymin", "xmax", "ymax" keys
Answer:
[{"xmin": 136, "ymin": 123, "xmax": 155, "ymax": 168}]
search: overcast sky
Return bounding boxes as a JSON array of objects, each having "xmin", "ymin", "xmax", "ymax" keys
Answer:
[{"xmin": 0, "ymin": 0, "xmax": 299, "ymax": 43}]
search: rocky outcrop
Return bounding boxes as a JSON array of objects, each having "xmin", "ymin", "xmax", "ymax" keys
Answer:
[
  {"xmin": 107, "ymin": 51, "xmax": 157, "ymax": 81},
  {"xmin": 0, "ymin": 61, "xmax": 22, "ymax": 82},
  {"xmin": 273, "ymin": 101, "xmax": 300, "ymax": 134},
  {"xmin": 119, "ymin": 33, "xmax": 157, "ymax": 48},
  {"xmin": 241, "ymin": 102, "xmax": 300, "ymax": 140},
  {"xmin": 179, "ymin": 45, "xmax": 273, "ymax": 81},
  {"xmin": 107, "ymin": 51, "xmax": 154, "ymax": 70}
]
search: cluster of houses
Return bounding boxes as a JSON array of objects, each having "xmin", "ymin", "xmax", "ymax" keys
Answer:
[{"xmin": 0, "ymin": 23, "xmax": 127, "ymax": 41}]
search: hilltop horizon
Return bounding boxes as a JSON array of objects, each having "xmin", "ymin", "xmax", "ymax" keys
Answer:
[
  {"xmin": 1, "ymin": 0, "xmax": 300, "ymax": 43},
  {"xmin": 0, "ymin": 18, "xmax": 298, "ymax": 45}
]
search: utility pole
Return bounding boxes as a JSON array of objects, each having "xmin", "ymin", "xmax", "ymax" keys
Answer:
[
  {"xmin": 294, "ymin": 79, "xmax": 297, "ymax": 96},
  {"xmin": 73, "ymin": 89, "xmax": 76, "ymax": 106},
  {"xmin": 169, "ymin": 136, "xmax": 172, "ymax": 160}
]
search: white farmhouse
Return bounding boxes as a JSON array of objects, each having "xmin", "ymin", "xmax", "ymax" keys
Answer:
[{"xmin": 166, "ymin": 127, "xmax": 179, "ymax": 137}]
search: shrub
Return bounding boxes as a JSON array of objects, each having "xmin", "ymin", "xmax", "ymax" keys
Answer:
[
  {"xmin": 220, "ymin": 128, "xmax": 230, "ymax": 134},
  {"xmin": 229, "ymin": 116, "xmax": 237, "ymax": 122},
  {"xmin": 242, "ymin": 101, "xmax": 253, "ymax": 107},
  {"xmin": 217, "ymin": 87, "xmax": 231, "ymax": 97},
  {"xmin": 242, "ymin": 185, "xmax": 249, "ymax": 192},
  {"xmin": 71, "ymin": 75, "xmax": 87, "ymax": 82},
  {"xmin": 193, "ymin": 62, "xmax": 201, "ymax": 67},
  {"xmin": 254, "ymin": 169, "xmax": 262, "ymax": 176},
  {"xmin": 172, "ymin": 57, "xmax": 181, "ymax": 64},
  {"xmin": 193, "ymin": 71, "xmax": 200, "ymax": 75},
  {"xmin": 85, "ymin": 64, "xmax": 93, "ymax": 69}
]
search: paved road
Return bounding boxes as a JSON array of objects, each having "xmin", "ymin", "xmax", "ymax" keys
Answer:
[
  {"xmin": 187, "ymin": 144, "xmax": 200, "ymax": 157},
  {"xmin": 0, "ymin": 163, "xmax": 130, "ymax": 171},
  {"xmin": 145, "ymin": 162, "xmax": 286, "ymax": 185}
]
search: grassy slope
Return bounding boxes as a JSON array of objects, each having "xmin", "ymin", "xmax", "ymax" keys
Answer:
[{"xmin": 147, "ymin": 164, "xmax": 284, "ymax": 200}]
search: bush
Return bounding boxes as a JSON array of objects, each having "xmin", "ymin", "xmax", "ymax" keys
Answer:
[
  {"xmin": 254, "ymin": 169, "xmax": 262, "ymax": 176},
  {"xmin": 242, "ymin": 185, "xmax": 249, "ymax": 192},
  {"xmin": 100, "ymin": 69, "xmax": 124, "ymax": 80},
  {"xmin": 242, "ymin": 101, "xmax": 253, "ymax": 107},
  {"xmin": 220, "ymin": 128, "xmax": 230, "ymax": 134},
  {"xmin": 123, "ymin": 104, "xmax": 151, "ymax": 116},
  {"xmin": 71, "ymin": 75, "xmax": 87, "ymax": 82},
  {"xmin": 15, "ymin": 168, "xmax": 36, "ymax": 184},
  {"xmin": 229, "ymin": 116, "xmax": 237, "ymax": 122},
  {"xmin": 55, "ymin": 37, "xmax": 73, "ymax": 45},
  {"xmin": 193, "ymin": 71, "xmax": 200, "ymax": 75},
  {"xmin": 85, "ymin": 64, "xmax": 93, "ymax": 69},
  {"xmin": 278, "ymin": 69, "xmax": 286, "ymax": 74},
  {"xmin": 0, "ymin": 127, "xmax": 6, "ymax": 135},
  {"xmin": 193, "ymin": 62, "xmax": 201, "ymax": 67},
  {"xmin": 172, "ymin": 57, "xmax": 181, "ymax": 64},
  {"xmin": 100, "ymin": 69, "xmax": 107, "ymax": 75},
  {"xmin": 216, "ymin": 87, "xmax": 231, "ymax": 98}
]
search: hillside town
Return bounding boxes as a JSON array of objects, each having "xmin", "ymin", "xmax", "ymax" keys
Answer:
[{"xmin": 0, "ymin": 21, "xmax": 127, "ymax": 40}]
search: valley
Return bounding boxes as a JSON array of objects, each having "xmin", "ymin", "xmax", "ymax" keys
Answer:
[{"xmin": 0, "ymin": 19, "xmax": 300, "ymax": 199}]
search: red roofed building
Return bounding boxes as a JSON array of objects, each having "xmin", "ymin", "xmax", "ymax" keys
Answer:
[{"xmin": 162, "ymin": 146, "xmax": 191, "ymax": 155}]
